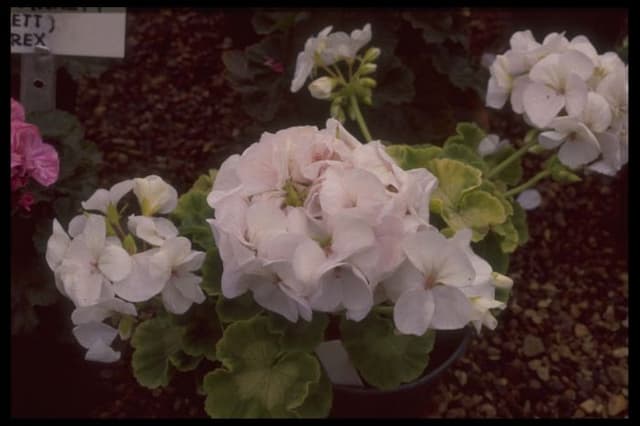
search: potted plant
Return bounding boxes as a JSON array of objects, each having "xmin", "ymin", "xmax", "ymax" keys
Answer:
[{"xmin": 40, "ymin": 22, "xmax": 626, "ymax": 418}]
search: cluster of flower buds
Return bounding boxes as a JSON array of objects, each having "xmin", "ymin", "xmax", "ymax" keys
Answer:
[{"xmin": 290, "ymin": 24, "xmax": 380, "ymax": 124}]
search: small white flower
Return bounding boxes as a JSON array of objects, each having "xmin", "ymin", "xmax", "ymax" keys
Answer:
[
  {"xmin": 57, "ymin": 215, "xmax": 133, "ymax": 307},
  {"xmin": 148, "ymin": 237, "xmax": 206, "ymax": 314},
  {"xmin": 291, "ymin": 26, "xmax": 334, "ymax": 93},
  {"xmin": 523, "ymin": 50, "xmax": 594, "ymax": 128},
  {"xmin": 478, "ymin": 134, "xmax": 511, "ymax": 157},
  {"xmin": 383, "ymin": 228, "xmax": 476, "ymax": 336},
  {"xmin": 81, "ymin": 180, "xmax": 133, "ymax": 214},
  {"xmin": 133, "ymin": 175, "xmax": 178, "ymax": 216},
  {"xmin": 517, "ymin": 189, "xmax": 542, "ymax": 210}
]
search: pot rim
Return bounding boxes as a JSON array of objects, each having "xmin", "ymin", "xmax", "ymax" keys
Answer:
[{"xmin": 333, "ymin": 325, "xmax": 475, "ymax": 395}]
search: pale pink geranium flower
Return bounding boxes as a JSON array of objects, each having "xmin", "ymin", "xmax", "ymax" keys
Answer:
[{"xmin": 11, "ymin": 98, "xmax": 25, "ymax": 122}]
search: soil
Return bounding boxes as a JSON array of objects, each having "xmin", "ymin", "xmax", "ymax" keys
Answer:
[{"xmin": 11, "ymin": 8, "xmax": 628, "ymax": 419}]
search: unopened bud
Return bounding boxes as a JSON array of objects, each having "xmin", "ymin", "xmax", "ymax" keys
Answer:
[
  {"xmin": 360, "ymin": 63, "xmax": 377, "ymax": 75},
  {"xmin": 492, "ymin": 272, "xmax": 513, "ymax": 289},
  {"xmin": 363, "ymin": 47, "xmax": 381, "ymax": 62},
  {"xmin": 360, "ymin": 77, "xmax": 377, "ymax": 88},
  {"xmin": 308, "ymin": 76, "xmax": 336, "ymax": 100}
]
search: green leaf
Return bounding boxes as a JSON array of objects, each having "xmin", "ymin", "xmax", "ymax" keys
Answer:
[
  {"xmin": 190, "ymin": 171, "xmax": 215, "ymax": 194},
  {"xmin": 428, "ymin": 158, "xmax": 483, "ymax": 207},
  {"xmin": 177, "ymin": 299, "xmax": 220, "ymax": 361},
  {"xmin": 118, "ymin": 315, "xmax": 136, "ymax": 340},
  {"xmin": 205, "ymin": 316, "xmax": 321, "ymax": 418},
  {"xmin": 457, "ymin": 190, "xmax": 507, "ymax": 229},
  {"xmin": 204, "ymin": 352, "xmax": 320, "ymax": 418},
  {"xmin": 169, "ymin": 351, "xmax": 203, "ymax": 372},
  {"xmin": 485, "ymin": 145, "xmax": 524, "ymax": 186},
  {"xmin": 201, "ymin": 248, "xmax": 223, "ymax": 296},
  {"xmin": 131, "ymin": 317, "xmax": 186, "ymax": 389},
  {"xmin": 444, "ymin": 122, "xmax": 486, "ymax": 151},
  {"xmin": 471, "ymin": 233, "xmax": 510, "ymax": 275},
  {"xmin": 216, "ymin": 293, "xmax": 263, "ymax": 323},
  {"xmin": 291, "ymin": 367, "xmax": 332, "ymax": 418},
  {"xmin": 544, "ymin": 155, "xmax": 582, "ymax": 183},
  {"xmin": 441, "ymin": 143, "xmax": 488, "ymax": 174},
  {"xmin": 493, "ymin": 219, "xmax": 519, "ymax": 253},
  {"xmin": 171, "ymin": 186, "xmax": 215, "ymax": 251},
  {"xmin": 374, "ymin": 57, "xmax": 415, "ymax": 106},
  {"xmin": 386, "ymin": 144, "xmax": 442, "ymax": 170},
  {"xmin": 268, "ymin": 313, "xmax": 329, "ymax": 352},
  {"xmin": 222, "ymin": 50, "xmax": 256, "ymax": 81},
  {"xmin": 340, "ymin": 313, "xmax": 436, "ymax": 390},
  {"xmin": 511, "ymin": 202, "xmax": 530, "ymax": 247}
]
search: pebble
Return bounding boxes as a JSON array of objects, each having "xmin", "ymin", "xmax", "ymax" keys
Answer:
[
  {"xmin": 607, "ymin": 366, "xmax": 628, "ymax": 386},
  {"xmin": 579, "ymin": 399, "xmax": 597, "ymax": 414},
  {"xmin": 445, "ymin": 407, "xmax": 466, "ymax": 418},
  {"xmin": 522, "ymin": 335, "xmax": 545, "ymax": 357},
  {"xmin": 607, "ymin": 395, "xmax": 627, "ymax": 416},
  {"xmin": 612, "ymin": 347, "xmax": 628, "ymax": 358},
  {"xmin": 574, "ymin": 323, "xmax": 590, "ymax": 338}
]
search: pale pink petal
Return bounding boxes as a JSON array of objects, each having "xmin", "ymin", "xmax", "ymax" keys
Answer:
[{"xmin": 393, "ymin": 288, "xmax": 435, "ymax": 336}]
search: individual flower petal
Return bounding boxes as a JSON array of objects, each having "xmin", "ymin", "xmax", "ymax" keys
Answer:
[
  {"xmin": 85, "ymin": 339, "xmax": 121, "ymax": 363},
  {"xmin": 82, "ymin": 189, "xmax": 111, "ymax": 213},
  {"xmin": 68, "ymin": 214, "xmax": 88, "ymax": 238},
  {"xmin": 128, "ymin": 215, "xmax": 179, "ymax": 246},
  {"xmin": 522, "ymin": 82, "xmax": 565, "ymax": 128},
  {"xmin": 72, "ymin": 321, "xmax": 118, "ymax": 349},
  {"xmin": 251, "ymin": 280, "xmax": 300, "ymax": 322},
  {"xmin": 71, "ymin": 297, "xmax": 137, "ymax": 325},
  {"xmin": 98, "ymin": 245, "xmax": 133, "ymax": 282},
  {"xmin": 45, "ymin": 219, "xmax": 70, "ymax": 271},
  {"xmin": 112, "ymin": 252, "xmax": 166, "ymax": 302},
  {"xmin": 429, "ymin": 285, "xmax": 474, "ymax": 330},
  {"xmin": 393, "ymin": 288, "xmax": 435, "ymax": 336}
]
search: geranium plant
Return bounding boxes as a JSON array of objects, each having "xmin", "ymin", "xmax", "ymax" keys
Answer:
[{"xmin": 42, "ymin": 23, "xmax": 627, "ymax": 418}]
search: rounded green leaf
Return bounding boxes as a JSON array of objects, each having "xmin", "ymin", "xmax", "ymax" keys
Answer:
[
  {"xmin": 131, "ymin": 317, "xmax": 186, "ymax": 389},
  {"xmin": 291, "ymin": 367, "xmax": 332, "ymax": 418},
  {"xmin": 428, "ymin": 158, "xmax": 483, "ymax": 207},
  {"xmin": 268, "ymin": 313, "xmax": 329, "ymax": 352},
  {"xmin": 386, "ymin": 144, "xmax": 442, "ymax": 170},
  {"xmin": 458, "ymin": 190, "xmax": 508, "ymax": 229},
  {"xmin": 441, "ymin": 143, "xmax": 488, "ymax": 174},
  {"xmin": 174, "ymin": 299, "xmax": 220, "ymax": 361},
  {"xmin": 443, "ymin": 122, "xmax": 486, "ymax": 151},
  {"xmin": 216, "ymin": 293, "xmax": 262, "ymax": 323},
  {"xmin": 169, "ymin": 351, "xmax": 203, "ymax": 372},
  {"xmin": 493, "ymin": 219, "xmax": 519, "ymax": 253},
  {"xmin": 205, "ymin": 316, "xmax": 322, "ymax": 418},
  {"xmin": 340, "ymin": 313, "xmax": 436, "ymax": 390},
  {"xmin": 203, "ymin": 352, "xmax": 320, "ymax": 418},
  {"xmin": 201, "ymin": 248, "xmax": 223, "ymax": 296}
]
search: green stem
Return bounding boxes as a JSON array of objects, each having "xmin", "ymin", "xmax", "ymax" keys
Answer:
[
  {"xmin": 486, "ymin": 139, "xmax": 538, "ymax": 179},
  {"xmin": 349, "ymin": 95, "xmax": 372, "ymax": 142},
  {"xmin": 331, "ymin": 64, "xmax": 347, "ymax": 84},
  {"xmin": 504, "ymin": 169, "xmax": 551, "ymax": 197},
  {"xmin": 319, "ymin": 64, "xmax": 338, "ymax": 80}
]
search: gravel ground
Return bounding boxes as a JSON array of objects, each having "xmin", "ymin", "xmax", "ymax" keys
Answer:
[{"xmin": 63, "ymin": 9, "xmax": 628, "ymax": 419}]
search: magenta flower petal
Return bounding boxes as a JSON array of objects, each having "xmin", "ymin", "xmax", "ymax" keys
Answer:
[
  {"xmin": 11, "ymin": 98, "xmax": 25, "ymax": 122},
  {"xmin": 26, "ymin": 140, "xmax": 60, "ymax": 187}
]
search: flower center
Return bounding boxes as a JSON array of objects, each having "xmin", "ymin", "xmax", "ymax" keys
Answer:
[{"xmin": 424, "ymin": 274, "xmax": 438, "ymax": 289}]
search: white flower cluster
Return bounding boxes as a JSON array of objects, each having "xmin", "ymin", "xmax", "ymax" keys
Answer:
[
  {"xmin": 487, "ymin": 31, "xmax": 628, "ymax": 174},
  {"xmin": 290, "ymin": 23, "xmax": 372, "ymax": 94},
  {"xmin": 45, "ymin": 175, "xmax": 205, "ymax": 362},
  {"xmin": 208, "ymin": 119, "xmax": 510, "ymax": 335}
]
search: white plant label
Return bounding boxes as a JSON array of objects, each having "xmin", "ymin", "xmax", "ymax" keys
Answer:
[{"xmin": 10, "ymin": 7, "xmax": 126, "ymax": 58}]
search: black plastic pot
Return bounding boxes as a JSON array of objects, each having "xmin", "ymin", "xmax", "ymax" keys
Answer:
[{"xmin": 329, "ymin": 326, "xmax": 474, "ymax": 418}]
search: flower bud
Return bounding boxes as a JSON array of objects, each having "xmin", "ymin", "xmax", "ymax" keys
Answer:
[
  {"xmin": 491, "ymin": 272, "xmax": 513, "ymax": 289},
  {"xmin": 359, "ymin": 63, "xmax": 377, "ymax": 75},
  {"xmin": 308, "ymin": 76, "xmax": 336, "ymax": 100},
  {"xmin": 363, "ymin": 47, "xmax": 381, "ymax": 62},
  {"xmin": 359, "ymin": 77, "xmax": 377, "ymax": 88}
]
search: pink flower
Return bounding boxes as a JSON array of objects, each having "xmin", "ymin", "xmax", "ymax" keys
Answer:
[
  {"xmin": 11, "ymin": 120, "xmax": 60, "ymax": 187},
  {"xmin": 11, "ymin": 98, "xmax": 25, "ymax": 122},
  {"xmin": 18, "ymin": 192, "xmax": 35, "ymax": 212}
]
